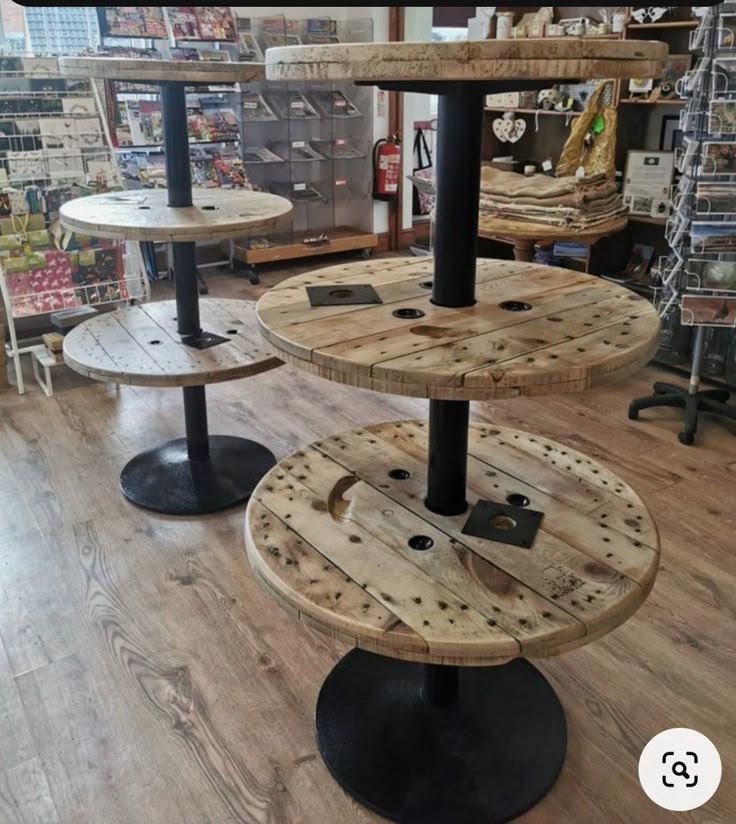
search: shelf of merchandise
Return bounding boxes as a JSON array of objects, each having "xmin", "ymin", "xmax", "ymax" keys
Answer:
[
  {"xmin": 229, "ymin": 15, "xmax": 377, "ymax": 275},
  {"xmin": 0, "ymin": 56, "xmax": 147, "ymax": 395},
  {"xmin": 484, "ymin": 107, "xmax": 583, "ymax": 117}
]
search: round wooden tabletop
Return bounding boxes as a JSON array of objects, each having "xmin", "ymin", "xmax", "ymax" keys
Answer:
[
  {"xmin": 256, "ymin": 257, "xmax": 660, "ymax": 401},
  {"xmin": 265, "ymin": 38, "xmax": 667, "ymax": 84},
  {"xmin": 59, "ymin": 56, "xmax": 265, "ymax": 85},
  {"xmin": 59, "ymin": 189, "xmax": 292, "ymax": 243},
  {"xmin": 245, "ymin": 420, "xmax": 659, "ymax": 666},
  {"xmin": 64, "ymin": 298, "xmax": 281, "ymax": 388},
  {"xmin": 478, "ymin": 215, "xmax": 628, "ymax": 244}
]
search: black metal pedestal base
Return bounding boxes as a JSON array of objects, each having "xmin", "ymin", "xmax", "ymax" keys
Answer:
[
  {"xmin": 315, "ymin": 649, "xmax": 567, "ymax": 824},
  {"xmin": 629, "ymin": 381, "xmax": 735, "ymax": 445},
  {"xmin": 120, "ymin": 435, "xmax": 276, "ymax": 515}
]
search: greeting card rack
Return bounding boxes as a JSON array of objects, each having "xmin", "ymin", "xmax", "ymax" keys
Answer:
[
  {"xmin": 630, "ymin": 2, "xmax": 736, "ymax": 443},
  {"xmin": 229, "ymin": 15, "xmax": 377, "ymax": 281},
  {"xmin": 0, "ymin": 55, "xmax": 147, "ymax": 395}
]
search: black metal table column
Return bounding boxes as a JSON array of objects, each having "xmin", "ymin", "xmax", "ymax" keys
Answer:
[
  {"xmin": 424, "ymin": 90, "xmax": 483, "ymax": 517},
  {"xmin": 118, "ymin": 81, "xmax": 276, "ymax": 516},
  {"xmin": 315, "ymin": 85, "xmax": 567, "ymax": 824}
]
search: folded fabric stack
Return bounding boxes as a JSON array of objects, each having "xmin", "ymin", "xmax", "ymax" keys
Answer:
[{"xmin": 478, "ymin": 166, "xmax": 627, "ymax": 231}]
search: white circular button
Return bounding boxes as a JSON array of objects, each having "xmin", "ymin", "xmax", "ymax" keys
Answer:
[{"xmin": 639, "ymin": 728, "xmax": 721, "ymax": 811}]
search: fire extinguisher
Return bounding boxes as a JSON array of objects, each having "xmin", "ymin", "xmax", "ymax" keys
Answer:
[{"xmin": 372, "ymin": 134, "xmax": 401, "ymax": 201}]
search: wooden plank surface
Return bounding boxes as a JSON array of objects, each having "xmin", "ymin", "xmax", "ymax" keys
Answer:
[
  {"xmin": 59, "ymin": 190, "xmax": 292, "ymax": 243},
  {"xmin": 256, "ymin": 257, "xmax": 660, "ymax": 400},
  {"xmin": 265, "ymin": 39, "xmax": 668, "ymax": 83},
  {"xmin": 63, "ymin": 298, "xmax": 282, "ymax": 387},
  {"xmin": 59, "ymin": 56, "xmax": 265, "ymax": 84},
  {"xmin": 245, "ymin": 421, "xmax": 659, "ymax": 666},
  {"xmin": 0, "ymin": 257, "xmax": 733, "ymax": 823}
]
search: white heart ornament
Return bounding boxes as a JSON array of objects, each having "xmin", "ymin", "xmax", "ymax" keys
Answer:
[
  {"xmin": 507, "ymin": 118, "xmax": 527, "ymax": 143},
  {"xmin": 492, "ymin": 117, "xmax": 509, "ymax": 142}
]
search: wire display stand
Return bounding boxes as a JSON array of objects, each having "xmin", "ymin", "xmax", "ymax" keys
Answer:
[
  {"xmin": 630, "ymin": 3, "xmax": 736, "ymax": 443},
  {"xmin": 0, "ymin": 56, "xmax": 148, "ymax": 394}
]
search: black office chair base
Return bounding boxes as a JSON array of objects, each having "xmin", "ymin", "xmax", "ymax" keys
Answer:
[{"xmin": 629, "ymin": 381, "xmax": 735, "ymax": 445}]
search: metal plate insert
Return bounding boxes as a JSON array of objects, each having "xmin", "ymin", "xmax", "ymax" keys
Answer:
[
  {"xmin": 180, "ymin": 330, "xmax": 230, "ymax": 350},
  {"xmin": 462, "ymin": 499, "xmax": 543, "ymax": 548},
  {"xmin": 307, "ymin": 284, "xmax": 383, "ymax": 307}
]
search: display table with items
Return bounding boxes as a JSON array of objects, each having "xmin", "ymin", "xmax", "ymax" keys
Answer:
[
  {"xmin": 59, "ymin": 57, "xmax": 292, "ymax": 515},
  {"xmin": 244, "ymin": 37, "xmax": 667, "ymax": 823},
  {"xmin": 477, "ymin": 164, "xmax": 628, "ymax": 262}
]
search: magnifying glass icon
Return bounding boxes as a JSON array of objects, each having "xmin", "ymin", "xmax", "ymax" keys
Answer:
[{"xmin": 672, "ymin": 761, "xmax": 690, "ymax": 780}]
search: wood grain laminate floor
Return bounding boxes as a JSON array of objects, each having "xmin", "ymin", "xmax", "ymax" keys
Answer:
[{"xmin": 0, "ymin": 257, "xmax": 734, "ymax": 824}]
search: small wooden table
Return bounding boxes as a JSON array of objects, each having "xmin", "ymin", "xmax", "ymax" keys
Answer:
[
  {"xmin": 250, "ymin": 37, "xmax": 667, "ymax": 823},
  {"xmin": 64, "ymin": 298, "xmax": 279, "ymax": 388},
  {"xmin": 478, "ymin": 215, "xmax": 628, "ymax": 263},
  {"xmin": 63, "ymin": 298, "xmax": 281, "ymax": 514},
  {"xmin": 58, "ymin": 57, "xmax": 292, "ymax": 515}
]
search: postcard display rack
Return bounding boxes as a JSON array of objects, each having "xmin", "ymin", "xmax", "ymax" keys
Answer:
[
  {"xmin": 0, "ymin": 55, "xmax": 147, "ymax": 395},
  {"xmin": 58, "ymin": 55, "xmax": 292, "ymax": 516},
  {"xmin": 230, "ymin": 15, "xmax": 377, "ymax": 278},
  {"xmin": 244, "ymin": 39, "xmax": 667, "ymax": 824},
  {"xmin": 630, "ymin": 4, "xmax": 736, "ymax": 444},
  {"xmin": 96, "ymin": 7, "xmax": 250, "ymax": 284}
]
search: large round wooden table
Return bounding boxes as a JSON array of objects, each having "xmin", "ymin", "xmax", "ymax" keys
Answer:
[
  {"xmin": 245, "ymin": 37, "xmax": 667, "ymax": 824},
  {"xmin": 59, "ymin": 57, "xmax": 292, "ymax": 515}
]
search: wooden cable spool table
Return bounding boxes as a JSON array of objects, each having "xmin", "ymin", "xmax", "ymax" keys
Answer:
[
  {"xmin": 58, "ymin": 57, "xmax": 292, "ymax": 515},
  {"xmin": 244, "ymin": 39, "xmax": 668, "ymax": 823},
  {"xmin": 478, "ymin": 214, "xmax": 628, "ymax": 262}
]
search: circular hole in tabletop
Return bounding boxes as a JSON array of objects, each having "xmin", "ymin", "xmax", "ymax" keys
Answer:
[
  {"xmin": 388, "ymin": 468, "xmax": 411, "ymax": 480},
  {"xmin": 499, "ymin": 301, "xmax": 532, "ymax": 312},
  {"xmin": 226, "ymin": 329, "xmax": 238, "ymax": 335},
  {"xmin": 149, "ymin": 339, "xmax": 162, "ymax": 345},
  {"xmin": 393, "ymin": 307, "xmax": 425, "ymax": 319},
  {"xmin": 506, "ymin": 493, "xmax": 530, "ymax": 508},
  {"xmin": 491, "ymin": 514, "xmax": 517, "ymax": 531},
  {"xmin": 328, "ymin": 288, "xmax": 354, "ymax": 299},
  {"xmin": 408, "ymin": 535, "xmax": 434, "ymax": 551},
  {"xmin": 418, "ymin": 280, "xmax": 433, "ymax": 289},
  {"xmin": 138, "ymin": 206, "xmax": 151, "ymax": 210},
  {"xmin": 201, "ymin": 205, "xmax": 219, "ymax": 211}
]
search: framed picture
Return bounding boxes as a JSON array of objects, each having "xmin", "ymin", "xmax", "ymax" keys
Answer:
[
  {"xmin": 623, "ymin": 150, "xmax": 675, "ymax": 215},
  {"xmin": 660, "ymin": 115, "xmax": 684, "ymax": 151}
]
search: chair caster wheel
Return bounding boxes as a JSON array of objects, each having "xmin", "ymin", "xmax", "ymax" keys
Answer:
[
  {"xmin": 677, "ymin": 431, "xmax": 695, "ymax": 445},
  {"xmin": 628, "ymin": 406, "xmax": 639, "ymax": 421}
]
